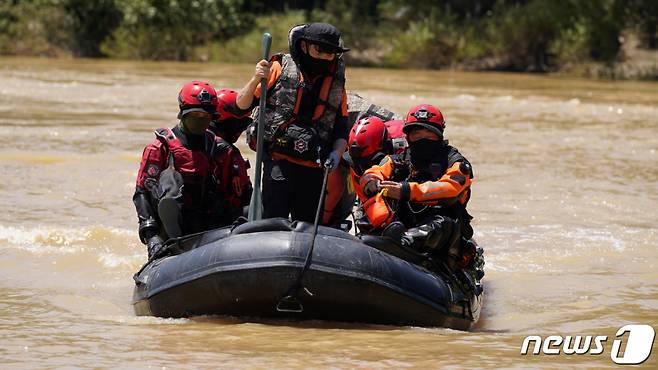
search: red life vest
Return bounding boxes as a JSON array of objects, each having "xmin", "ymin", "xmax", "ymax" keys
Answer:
[
  {"xmin": 154, "ymin": 128, "xmax": 216, "ymax": 208},
  {"xmin": 213, "ymin": 138, "xmax": 251, "ymax": 209},
  {"xmin": 155, "ymin": 128, "xmax": 215, "ymax": 182}
]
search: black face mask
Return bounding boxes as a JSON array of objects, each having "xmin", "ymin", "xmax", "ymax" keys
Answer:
[
  {"xmin": 300, "ymin": 52, "xmax": 332, "ymax": 77},
  {"xmin": 409, "ymin": 138, "xmax": 444, "ymax": 167}
]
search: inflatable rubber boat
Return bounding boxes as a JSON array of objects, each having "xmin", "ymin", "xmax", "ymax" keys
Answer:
[
  {"xmin": 133, "ymin": 93, "xmax": 483, "ymax": 329},
  {"xmin": 132, "ymin": 218, "xmax": 484, "ymax": 330}
]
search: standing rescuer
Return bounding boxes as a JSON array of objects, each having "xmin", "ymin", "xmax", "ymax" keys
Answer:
[
  {"xmin": 133, "ymin": 81, "xmax": 228, "ymax": 259},
  {"xmin": 360, "ymin": 104, "xmax": 476, "ymax": 269},
  {"xmin": 236, "ymin": 23, "xmax": 350, "ymax": 223}
]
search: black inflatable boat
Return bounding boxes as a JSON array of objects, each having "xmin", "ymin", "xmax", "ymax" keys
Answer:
[{"xmin": 132, "ymin": 218, "xmax": 484, "ymax": 330}]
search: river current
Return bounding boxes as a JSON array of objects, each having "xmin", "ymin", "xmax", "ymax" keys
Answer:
[{"xmin": 0, "ymin": 57, "xmax": 656, "ymax": 368}]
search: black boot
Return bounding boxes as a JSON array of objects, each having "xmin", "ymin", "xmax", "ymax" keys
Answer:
[
  {"xmin": 361, "ymin": 221, "xmax": 425, "ymax": 264},
  {"xmin": 405, "ymin": 216, "xmax": 457, "ymax": 252},
  {"xmin": 382, "ymin": 221, "xmax": 413, "ymax": 247}
]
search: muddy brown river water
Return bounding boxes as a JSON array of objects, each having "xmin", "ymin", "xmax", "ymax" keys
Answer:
[{"xmin": 0, "ymin": 57, "xmax": 656, "ymax": 369}]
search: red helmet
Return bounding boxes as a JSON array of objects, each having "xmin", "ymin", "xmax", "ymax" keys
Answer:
[
  {"xmin": 210, "ymin": 89, "xmax": 253, "ymax": 139},
  {"xmin": 348, "ymin": 116, "xmax": 388, "ymax": 159},
  {"xmin": 216, "ymin": 89, "xmax": 250, "ymax": 120},
  {"xmin": 177, "ymin": 80, "xmax": 218, "ymax": 118},
  {"xmin": 403, "ymin": 104, "xmax": 445, "ymax": 137}
]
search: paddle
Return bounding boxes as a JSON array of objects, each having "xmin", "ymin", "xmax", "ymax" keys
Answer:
[
  {"xmin": 276, "ymin": 163, "xmax": 332, "ymax": 313},
  {"xmin": 247, "ymin": 32, "xmax": 272, "ymax": 221}
]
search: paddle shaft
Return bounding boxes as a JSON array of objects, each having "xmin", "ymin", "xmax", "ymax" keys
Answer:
[
  {"xmin": 287, "ymin": 164, "xmax": 331, "ymax": 296},
  {"xmin": 248, "ymin": 33, "xmax": 272, "ymax": 221},
  {"xmin": 312, "ymin": 166, "xmax": 330, "ymax": 234},
  {"xmin": 305, "ymin": 165, "xmax": 330, "ymax": 272}
]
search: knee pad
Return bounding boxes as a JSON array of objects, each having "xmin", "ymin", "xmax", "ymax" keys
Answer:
[
  {"xmin": 158, "ymin": 196, "xmax": 183, "ymax": 238},
  {"xmin": 156, "ymin": 168, "xmax": 184, "ymax": 200}
]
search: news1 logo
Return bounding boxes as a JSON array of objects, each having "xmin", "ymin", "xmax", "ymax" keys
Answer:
[{"xmin": 521, "ymin": 324, "xmax": 655, "ymax": 365}]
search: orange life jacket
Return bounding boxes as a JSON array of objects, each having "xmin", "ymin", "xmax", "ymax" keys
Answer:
[
  {"xmin": 253, "ymin": 53, "xmax": 346, "ymax": 167},
  {"xmin": 361, "ymin": 145, "xmax": 473, "ymax": 229},
  {"xmin": 363, "ymin": 192, "xmax": 396, "ymax": 229}
]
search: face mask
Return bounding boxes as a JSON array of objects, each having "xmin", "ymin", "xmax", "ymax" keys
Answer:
[
  {"xmin": 300, "ymin": 52, "xmax": 332, "ymax": 76},
  {"xmin": 182, "ymin": 114, "xmax": 211, "ymax": 135},
  {"xmin": 409, "ymin": 138, "xmax": 444, "ymax": 166}
]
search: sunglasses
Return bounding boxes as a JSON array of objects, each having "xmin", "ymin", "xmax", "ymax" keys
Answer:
[
  {"xmin": 310, "ymin": 43, "xmax": 337, "ymax": 55},
  {"xmin": 186, "ymin": 110, "xmax": 213, "ymax": 119}
]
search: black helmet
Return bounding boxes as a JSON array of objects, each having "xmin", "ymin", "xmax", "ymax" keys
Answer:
[{"xmin": 300, "ymin": 23, "xmax": 350, "ymax": 53}]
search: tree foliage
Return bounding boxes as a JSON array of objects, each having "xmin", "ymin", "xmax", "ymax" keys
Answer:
[
  {"xmin": 0, "ymin": 0, "xmax": 655, "ymax": 75},
  {"xmin": 102, "ymin": 0, "xmax": 250, "ymax": 60}
]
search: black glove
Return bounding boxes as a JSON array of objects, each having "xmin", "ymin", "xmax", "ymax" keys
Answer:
[{"xmin": 146, "ymin": 235, "xmax": 165, "ymax": 259}]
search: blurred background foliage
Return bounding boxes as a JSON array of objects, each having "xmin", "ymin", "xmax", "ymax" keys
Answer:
[{"xmin": 0, "ymin": 0, "xmax": 656, "ymax": 78}]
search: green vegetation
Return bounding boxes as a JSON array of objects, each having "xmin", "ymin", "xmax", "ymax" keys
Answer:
[
  {"xmin": 0, "ymin": 0, "xmax": 656, "ymax": 79},
  {"xmin": 197, "ymin": 11, "xmax": 306, "ymax": 63}
]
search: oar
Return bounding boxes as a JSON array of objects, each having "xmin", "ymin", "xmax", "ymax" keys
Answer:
[
  {"xmin": 276, "ymin": 163, "xmax": 332, "ymax": 313},
  {"xmin": 248, "ymin": 32, "xmax": 272, "ymax": 221}
]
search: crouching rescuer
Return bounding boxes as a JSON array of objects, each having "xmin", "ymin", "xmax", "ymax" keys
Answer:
[
  {"xmin": 133, "ymin": 81, "xmax": 233, "ymax": 259},
  {"xmin": 360, "ymin": 104, "xmax": 477, "ymax": 270}
]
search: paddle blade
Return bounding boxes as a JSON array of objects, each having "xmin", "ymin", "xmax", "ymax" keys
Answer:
[{"xmin": 262, "ymin": 33, "xmax": 272, "ymax": 60}]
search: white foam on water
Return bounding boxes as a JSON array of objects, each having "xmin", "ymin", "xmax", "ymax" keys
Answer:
[
  {"xmin": 0, "ymin": 224, "xmax": 82, "ymax": 254},
  {"xmin": 495, "ymin": 95, "xmax": 514, "ymax": 102},
  {"xmin": 94, "ymin": 315, "xmax": 190, "ymax": 325},
  {"xmin": 0, "ymin": 224, "xmax": 137, "ymax": 255},
  {"xmin": 0, "ymin": 224, "xmax": 145, "ymax": 276},
  {"xmin": 564, "ymin": 227, "xmax": 626, "ymax": 252},
  {"xmin": 456, "ymin": 94, "xmax": 477, "ymax": 101},
  {"xmin": 477, "ymin": 224, "xmax": 631, "ymax": 274},
  {"xmin": 98, "ymin": 252, "xmax": 143, "ymax": 268}
]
